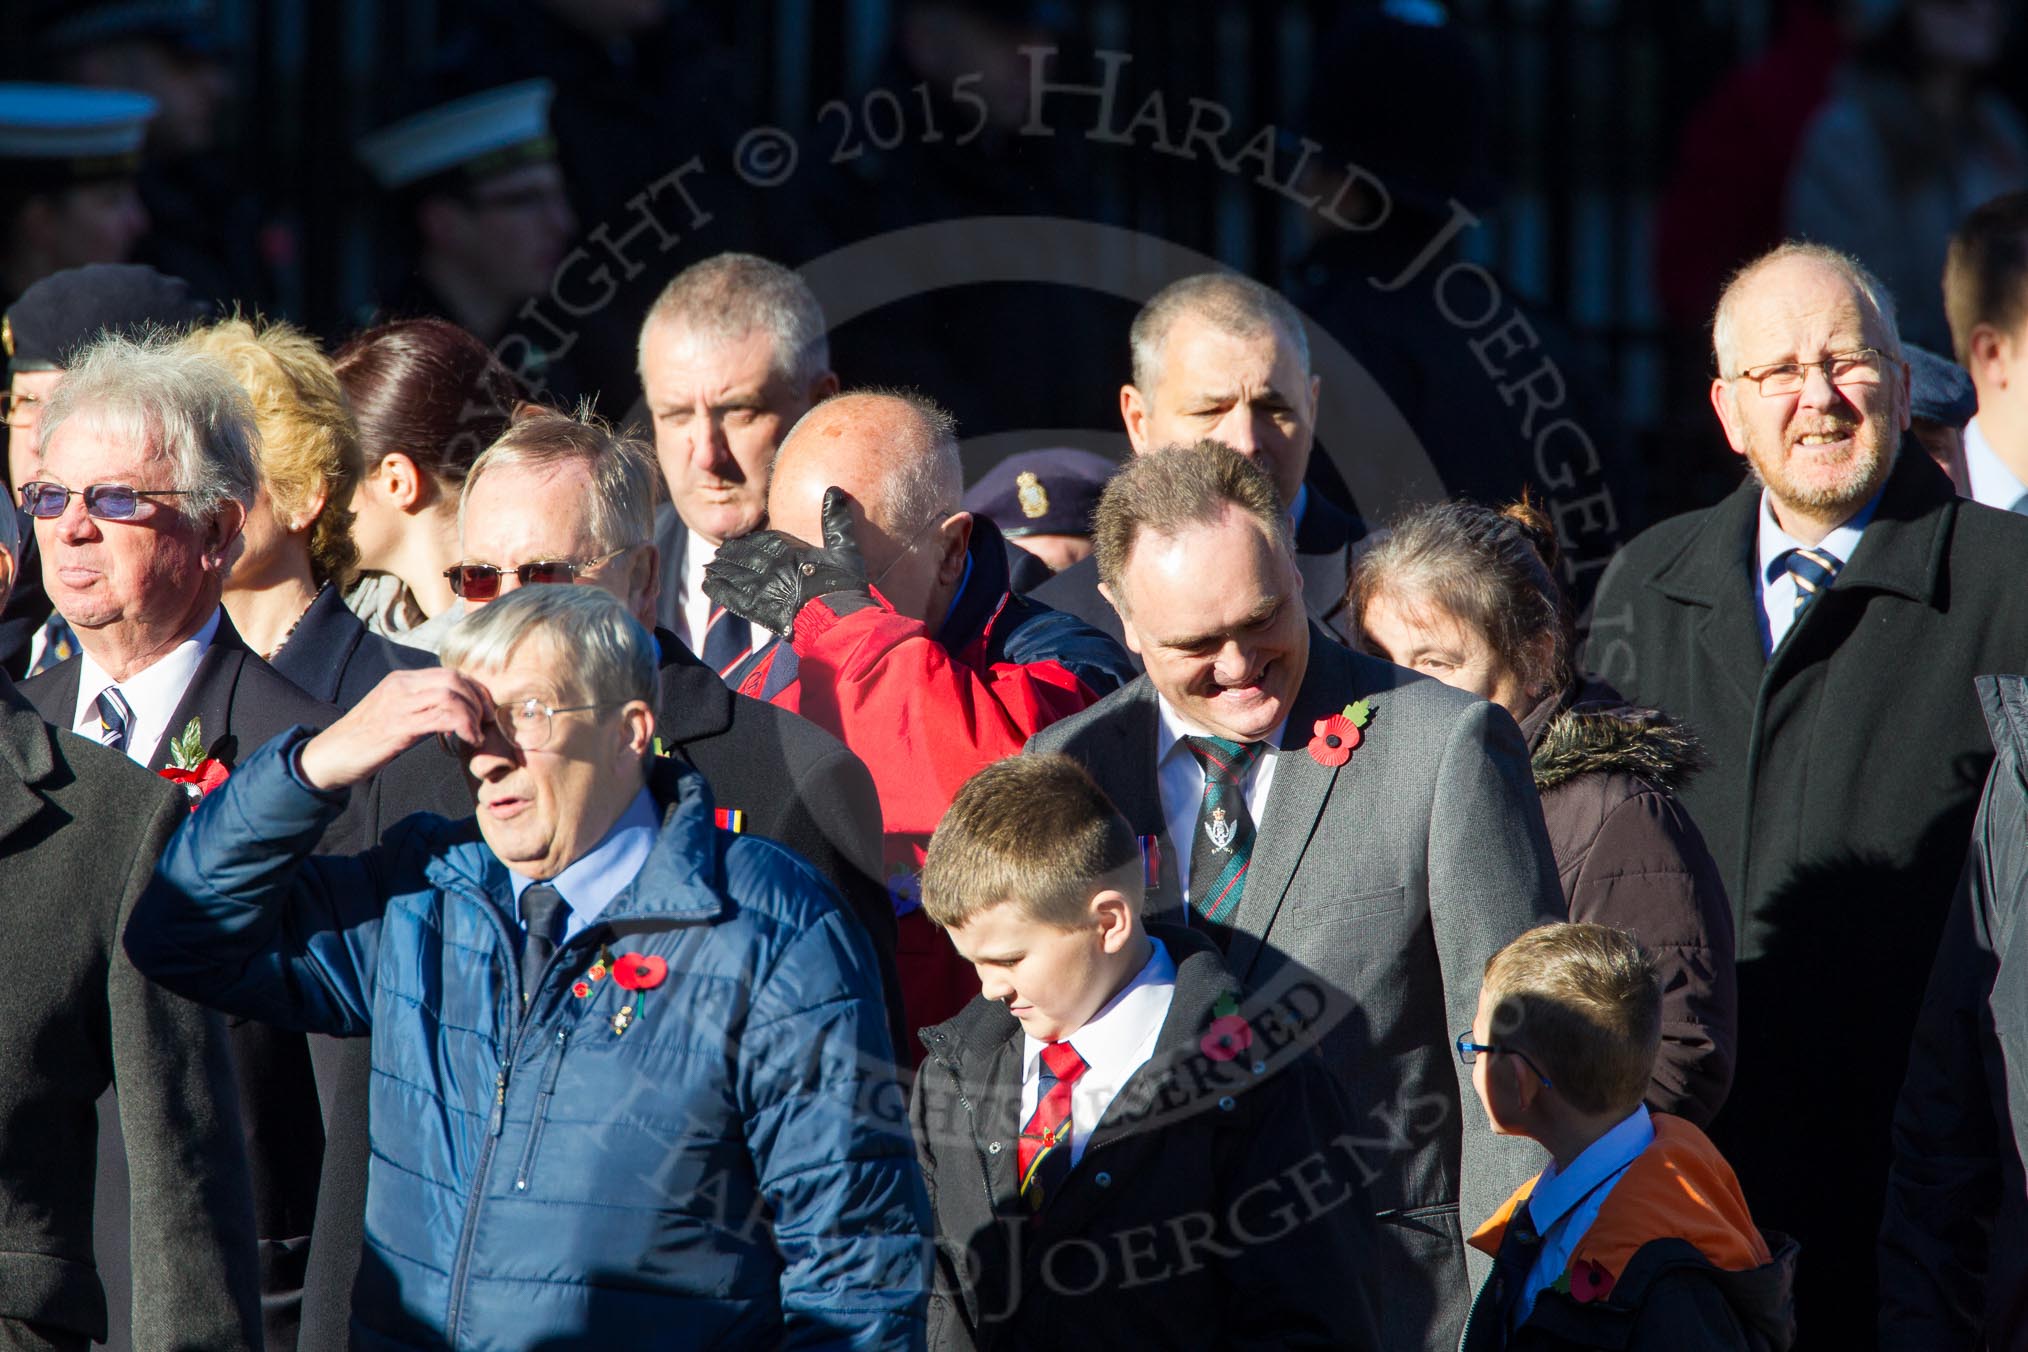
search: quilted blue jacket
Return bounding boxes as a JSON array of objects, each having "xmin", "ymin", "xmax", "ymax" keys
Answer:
[{"xmin": 125, "ymin": 732, "xmax": 930, "ymax": 1350}]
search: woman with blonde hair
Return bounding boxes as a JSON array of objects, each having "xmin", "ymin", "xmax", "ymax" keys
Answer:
[{"xmin": 180, "ymin": 316, "xmax": 430, "ymax": 705}]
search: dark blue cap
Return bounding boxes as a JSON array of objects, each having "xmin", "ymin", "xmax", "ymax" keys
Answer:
[
  {"xmin": 1906, "ymin": 344, "xmax": 1976, "ymax": 429},
  {"xmin": 5, "ymin": 263, "xmax": 212, "ymax": 373},
  {"xmin": 963, "ymin": 448, "xmax": 1118, "ymax": 538}
]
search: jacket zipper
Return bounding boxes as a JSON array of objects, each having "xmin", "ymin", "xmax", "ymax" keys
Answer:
[{"xmin": 513, "ymin": 1026, "xmax": 572, "ymax": 1191}]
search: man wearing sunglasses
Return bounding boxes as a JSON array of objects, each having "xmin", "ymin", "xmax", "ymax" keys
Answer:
[{"xmin": 13, "ymin": 331, "xmax": 463, "ymax": 1352}]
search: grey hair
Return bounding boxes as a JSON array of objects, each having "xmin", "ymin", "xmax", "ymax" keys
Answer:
[
  {"xmin": 1712, "ymin": 241, "xmax": 1904, "ymax": 377},
  {"xmin": 637, "ymin": 251, "xmax": 830, "ymax": 388},
  {"xmin": 37, "ymin": 332, "xmax": 261, "ymax": 522},
  {"xmin": 440, "ymin": 583, "xmax": 656, "ymax": 710},
  {"xmin": 786, "ymin": 386, "xmax": 961, "ymax": 539},
  {"xmin": 460, "ymin": 410, "xmax": 658, "ymax": 554},
  {"xmin": 1129, "ymin": 272, "xmax": 1311, "ymax": 393}
]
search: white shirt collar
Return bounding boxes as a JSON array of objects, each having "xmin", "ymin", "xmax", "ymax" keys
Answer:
[
  {"xmin": 1022, "ymin": 936, "xmax": 1176, "ymax": 1085},
  {"xmin": 1526, "ymin": 1103, "xmax": 1654, "ymax": 1234},
  {"xmin": 1964, "ymin": 417, "xmax": 2028, "ymax": 511},
  {"xmin": 1154, "ymin": 690, "xmax": 1289, "ymax": 766},
  {"xmin": 1755, "ymin": 487, "xmax": 1877, "ymax": 585},
  {"xmin": 74, "ymin": 608, "xmax": 222, "ymax": 765}
]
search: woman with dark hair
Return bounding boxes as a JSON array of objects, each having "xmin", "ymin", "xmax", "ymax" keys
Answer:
[
  {"xmin": 1349, "ymin": 498, "xmax": 1738, "ymax": 1128},
  {"xmin": 336, "ymin": 317, "xmax": 518, "ymax": 652}
]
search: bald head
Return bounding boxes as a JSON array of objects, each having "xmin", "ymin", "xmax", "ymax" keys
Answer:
[{"xmin": 768, "ymin": 389, "xmax": 971, "ymax": 627}]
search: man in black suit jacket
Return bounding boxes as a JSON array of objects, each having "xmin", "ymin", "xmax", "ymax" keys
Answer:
[
  {"xmin": 0, "ymin": 496, "xmax": 261, "ymax": 1352},
  {"xmin": 456, "ymin": 410, "xmax": 901, "ymax": 1043},
  {"xmin": 1582, "ymin": 242, "xmax": 2028, "ymax": 1344},
  {"xmin": 1030, "ymin": 272, "xmax": 1368, "ymax": 658},
  {"xmin": 16, "ymin": 332, "xmax": 464, "ymax": 1352}
]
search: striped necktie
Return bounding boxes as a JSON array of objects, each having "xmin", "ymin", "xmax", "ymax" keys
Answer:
[
  {"xmin": 1184, "ymin": 735, "xmax": 1266, "ymax": 933},
  {"xmin": 1018, "ymin": 1041, "xmax": 1088, "ymax": 1213},
  {"xmin": 94, "ymin": 686, "xmax": 134, "ymax": 754},
  {"xmin": 1783, "ymin": 545, "xmax": 1843, "ymax": 617},
  {"xmin": 27, "ymin": 611, "xmax": 77, "ymax": 677},
  {"xmin": 699, "ymin": 604, "xmax": 753, "ymax": 679}
]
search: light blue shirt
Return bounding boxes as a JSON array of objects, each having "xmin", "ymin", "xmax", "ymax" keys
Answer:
[
  {"xmin": 1514, "ymin": 1104, "xmax": 1655, "ymax": 1326},
  {"xmin": 1754, "ymin": 487, "xmax": 1879, "ymax": 656},
  {"xmin": 508, "ymin": 787, "xmax": 659, "ymax": 940},
  {"xmin": 1964, "ymin": 417, "xmax": 2028, "ymax": 514}
]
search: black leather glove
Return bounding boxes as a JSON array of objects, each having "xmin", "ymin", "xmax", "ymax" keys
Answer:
[{"xmin": 702, "ymin": 486, "xmax": 870, "ymax": 639}]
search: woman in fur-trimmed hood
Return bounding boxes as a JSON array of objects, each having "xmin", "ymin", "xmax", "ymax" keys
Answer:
[{"xmin": 1350, "ymin": 498, "xmax": 1737, "ymax": 1127}]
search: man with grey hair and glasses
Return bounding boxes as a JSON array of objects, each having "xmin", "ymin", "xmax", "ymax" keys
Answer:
[
  {"xmin": 125, "ymin": 585, "xmax": 931, "ymax": 1349},
  {"xmin": 1582, "ymin": 240, "xmax": 2028, "ymax": 1343},
  {"xmin": 638, "ymin": 252, "xmax": 839, "ymax": 678},
  {"xmin": 15, "ymin": 331, "xmax": 464, "ymax": 1352}
]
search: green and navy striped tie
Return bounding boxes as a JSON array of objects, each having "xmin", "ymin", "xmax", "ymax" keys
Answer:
[{"xmin": 1184, "ymin": 735, "xmax": 1266, "ymax": 931}]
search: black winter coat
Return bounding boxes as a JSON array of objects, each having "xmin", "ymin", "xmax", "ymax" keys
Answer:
[
  {"xmin": 1581, "ymin": 446, "xmax": 2028, "ymax": 1337},
  {"xmin": 1520, "ymin": 681, "xmax": 1736, "ymax": 1127},
  {"xmin": 910, "ymin": 925, "xmax": 1384, "ymax": 1352},
  {"xmin": 1880, "ymin": 674, "xmax": 2028, "ymax": 1350}
]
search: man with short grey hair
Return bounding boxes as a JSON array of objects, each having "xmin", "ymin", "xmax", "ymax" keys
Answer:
[
  {"xmin": 126, "ymin": 585, "xmax": 931, "ymax": 1348},
  {"xmin": 1034, "ymin": 271, "xmax": 1368, "ymax": 655},
  {"xmin": 638, "ymin": 252, "xmax": 839, "ymax": 672},
  {"xmin": 14, "ymin": 332, "xmax": 443, "ymax": 1352},
  {"xmin": 1584, "ymin": 239, "xmax": 2028, "ymax": 1342}
]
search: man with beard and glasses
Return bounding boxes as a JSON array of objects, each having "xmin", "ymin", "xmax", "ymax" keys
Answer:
[{"xmin": 1582, "ymin": 240, "xmax": 2028, "ymax": 1348}]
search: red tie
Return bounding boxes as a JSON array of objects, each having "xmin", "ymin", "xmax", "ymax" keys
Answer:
[{"xmin": 1018, "ymin": 1041, "xmax": 1089, "ymax": 1212}]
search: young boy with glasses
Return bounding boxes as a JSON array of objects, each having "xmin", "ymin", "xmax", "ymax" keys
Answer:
[
  {"xmin": 1460, "ymin": 924, "xmax": 1797, "ymax": 1350},
  {"xmin": 910, "ymin": 753, "xmax": 1382, "ymax": 1351}
]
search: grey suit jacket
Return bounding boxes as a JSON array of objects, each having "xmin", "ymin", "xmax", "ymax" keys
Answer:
[{"xmin": 1029, "ymin": 632, "xmax": 1561, "ymax": 1352}]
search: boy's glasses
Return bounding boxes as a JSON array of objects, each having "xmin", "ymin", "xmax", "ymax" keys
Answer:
[
  {"xmin": 1455, "ymin": 1031, "xmax": 1553, "ymax": 1089},
  {"xmin": 443, "ymin": 547, "xmax": 631, "ymax": 601},
  {"xmin": 19, "ymin": 481, "xmax": 196, "ymax": 521}
]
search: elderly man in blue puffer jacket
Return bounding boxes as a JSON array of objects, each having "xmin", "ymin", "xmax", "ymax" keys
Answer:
[{"xmin": 125, "ymin": 585, "xmax": 930, "ymax": 1350}]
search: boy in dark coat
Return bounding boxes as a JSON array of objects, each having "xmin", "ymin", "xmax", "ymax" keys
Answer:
[
  {"xmin": 1461, "ymin": 924, "xmax": 1796, "ymax": 1351},
  {"xmin": 910, "ymin": 753, "xmax": 1382, "ymax": 1350}
]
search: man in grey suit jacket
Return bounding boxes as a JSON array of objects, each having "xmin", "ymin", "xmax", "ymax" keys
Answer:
[{"xmin": 1028, "ymin": 445, "xmax": 1561, "ymax": 1352}]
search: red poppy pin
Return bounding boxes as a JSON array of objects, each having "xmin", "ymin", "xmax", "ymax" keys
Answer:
[
  {"xmin": 608, "ymin": 952, "xmax": 666, "ymax": 1035},
  {"xmin": 1307, "ymin": 700, "xmax": 1373, "ymax": 769},
  {"xmin": 159, "ymin": 717, "xmax": 229, "ymax": 810},
  {"xmin": 1569, "ymin": 1258, "xmax": 1616, "ymax": 1304},
  {"xmin": 1200, "ymin": 992, "xmax": 1254, "ymax": 1062}
]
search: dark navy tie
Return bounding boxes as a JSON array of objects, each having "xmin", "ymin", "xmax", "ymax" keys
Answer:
[
  {"xmin": 519, "ymin": 882, "xmax": 569, "ymax": 1006},
  {"xmin": 700, "ymin": 604, "xmax": 753, "ymax": 678},
  {"xmin": 1489, "ymin": 1202, "xmax": 1544, "ymax": 1334},
  {"xmin": 94, "ymin": 686, "xmax": 133, "ymax": 754},
  {"xmin": 1782, "ymin": 545, "xmax": 1842, "ymax": 618}
]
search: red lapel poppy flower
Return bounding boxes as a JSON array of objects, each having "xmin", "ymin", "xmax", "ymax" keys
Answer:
[
  {"xmin": 1307, "ymin": 714, "xmax": 1361, "ymax": 768},
  {"xmin": 1200, "ymin": 1013, "xmax": 1253, "ymax": 1062},
  {"xmin": 159, "ymin": 758, "xmax": 230, "ymax": 810},
  {"xmin": 612, "ymin": 953, "xmax": 667, "ymax": 991},
  {"xmin": 1569, "ymin": 1258, "xmax": 1616, "ymax": 1303}
]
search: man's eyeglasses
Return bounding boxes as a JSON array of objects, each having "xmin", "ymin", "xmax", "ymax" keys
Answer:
[
  {"xmin": 437, "ymin": 697, "xmax": 609, "ymax": 757},
  {"xmin": 1455, "ymin": 1031, "xmax": 1554, "ymax": 1088},
  {"xmin": 19, "ymin": 481, "xmax": 196, "ymax": 521},
  {"xmin": 1727, "ymin": 347, "xmax": 1889, "ymax": 398},
  {"xmin": 443, "ymin": 547, "xmax": 632, "ymax": 601},
  {"xmin": 1, "ymin": 390, "xmax": 43, "ymax": 428}
]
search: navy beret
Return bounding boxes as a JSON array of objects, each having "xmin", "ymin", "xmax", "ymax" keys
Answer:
[
  {"xmin": 1905, "ymin": 344, "xmax": 1976, "ymax": 430},
  {"xmin": 963, "ymin": 447, "xmax": 1118, "ymax": 538},
  {"xmin": 5, "ymin": 263, "xmax": 213, "ymax": 373}
]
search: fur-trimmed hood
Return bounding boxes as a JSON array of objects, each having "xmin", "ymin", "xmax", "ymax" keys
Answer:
[{"xmin": 1521, "ymin": 680, "xmax": 1706, "ymax": 794}]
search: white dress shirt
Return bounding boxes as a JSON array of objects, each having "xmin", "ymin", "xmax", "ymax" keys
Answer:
[
  {"xmin": 1513, "ymin": 1104, "xmax": 1655, "ymax": 1327},
  {"xmin": 1154, "ymin": 694, "xmax": 1285, "ymax": 898},
  {"xmin": 72, "ymin": 608, "xmax": 221, "ymax": 765},
  {"xmin": 1019, "ymin": 937, "xmax": 1176, "ymax": 1166},
  {"xmin": 1754, "ymin": 489, "xmax": 1878, "ymax": 655},
  {"xmin": 676, "ymin": 533, "xmax": 721, "ymax": 653},
  {"xmin": 508, "ymin": 787, "xmax": 659, "ymax": 940},
  {"xmin": 1964, "ymin": 417, "xmax": 2028, "ymax": 514}
]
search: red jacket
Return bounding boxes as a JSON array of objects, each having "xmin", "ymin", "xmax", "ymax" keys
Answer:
[{"xmin": 734, "ymin": 520, "xmax": 1135, "ymax": 1053}]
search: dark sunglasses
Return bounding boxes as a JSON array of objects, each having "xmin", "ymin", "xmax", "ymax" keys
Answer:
[
  {"xmin": 443, "ymin": 547, "xmax": 630, "ymax": 601},
  {"xmin": 19, "ymin": 481, "xmax": 196, "ymax": 521}
]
